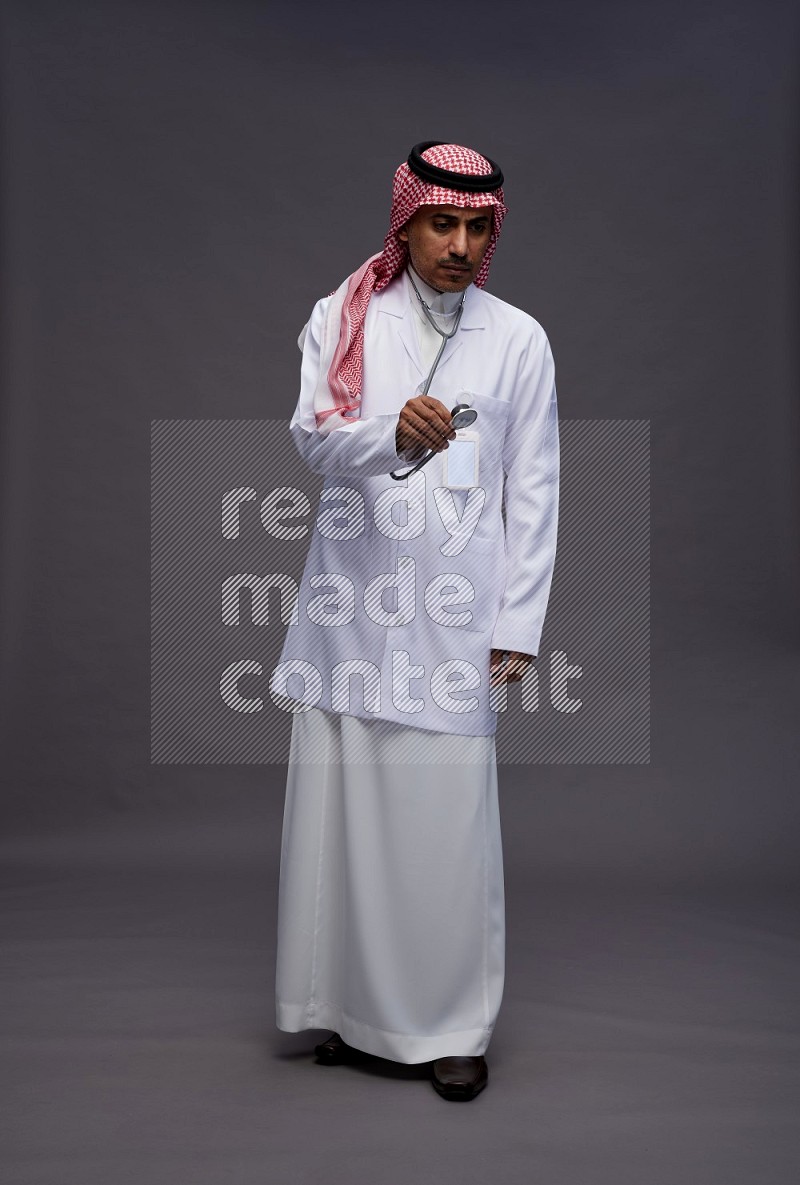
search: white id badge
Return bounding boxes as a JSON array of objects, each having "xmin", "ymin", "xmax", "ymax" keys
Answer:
[{"xmin": 443, "ymin": 429, "xmax": 480, "ymax": 488}]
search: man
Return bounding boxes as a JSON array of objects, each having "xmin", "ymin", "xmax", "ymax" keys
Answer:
[{"xmin": 272, "ymin": 142, "xmax": 560, "ymax": 1101}]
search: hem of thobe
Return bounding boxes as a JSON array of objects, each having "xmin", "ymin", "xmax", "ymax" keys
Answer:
[{"xmin": 275, "ymin": 1003, "xmax": 494, "ymax": 1064}]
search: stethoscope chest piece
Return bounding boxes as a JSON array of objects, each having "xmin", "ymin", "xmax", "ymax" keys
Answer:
[{"xmin": 450, "ymin": 402, "xmax": 478, "ymax": 429}]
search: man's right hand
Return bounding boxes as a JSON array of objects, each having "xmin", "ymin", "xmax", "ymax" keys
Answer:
[{"xmin": 396, "ymin": 396, "xmax": 456, "ymax": 456}]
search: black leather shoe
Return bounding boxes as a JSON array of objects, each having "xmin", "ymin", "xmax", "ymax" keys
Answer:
[
  {"xmin": 313, "ymin": 1032, "xmax": 355, "ymax": 1064},
  {"xmin": 430, "ymin": 1055, "xmax": 488, "ymax": 1101}
]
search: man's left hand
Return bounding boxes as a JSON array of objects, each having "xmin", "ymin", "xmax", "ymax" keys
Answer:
[{"xmin": 489, "ymin": 649, "xmax": 534, "ymax": 687}]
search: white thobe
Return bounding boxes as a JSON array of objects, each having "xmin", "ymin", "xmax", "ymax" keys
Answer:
[
  {"xmin": 275, "ymin": 268, "xmax": 557, "ymax": 1062},
  {"xmin": 275, "ymin": 704, "xmax": 504, "ymax": 1062}
]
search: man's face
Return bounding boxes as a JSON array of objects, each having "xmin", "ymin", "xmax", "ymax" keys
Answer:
[{"xmin": 397, "ymin": 204, "xmax": 494, "ymax": 293}]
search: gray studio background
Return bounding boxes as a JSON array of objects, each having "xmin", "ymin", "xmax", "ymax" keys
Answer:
[{"xmin": 1, "ymin": 1, "xmax": 798, "ymax": 1183}]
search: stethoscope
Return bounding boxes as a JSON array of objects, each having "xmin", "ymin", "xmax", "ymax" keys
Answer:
[{"xmin": 389, "ymin": 269, "xmax": 479, "ymax": 481}]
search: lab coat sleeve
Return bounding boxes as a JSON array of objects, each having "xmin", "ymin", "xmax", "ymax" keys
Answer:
[
  {"xmin": 490, "ymin": 323, "xmax": 560, "ymax": 657},
  {"xmin": 289, "ymin": 296, "xmax": 409, "ymax": 478}
]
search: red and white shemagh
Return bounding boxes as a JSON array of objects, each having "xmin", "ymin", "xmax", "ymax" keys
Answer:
[{"xmin": 308, "ymin": 143, "xmax": 508, "ymax": 434}]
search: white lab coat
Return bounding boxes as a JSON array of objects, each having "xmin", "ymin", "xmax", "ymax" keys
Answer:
[{"xmin": 272, "ymin": 272, "xmax": 560, "ymax": 737}]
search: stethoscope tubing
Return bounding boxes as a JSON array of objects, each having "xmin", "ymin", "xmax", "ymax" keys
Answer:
[{"xmin": 389, "ymin": 278, "xmax": 474, "ymax": 481}]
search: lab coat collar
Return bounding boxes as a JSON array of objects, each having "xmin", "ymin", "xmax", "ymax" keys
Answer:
[
  {"xmin": 377, "ymin": 272, "xmax": 486, "ymax": 331},
  {"xmin": 376, "ymin": 272, "xmax": 485, "ymax": 382}
]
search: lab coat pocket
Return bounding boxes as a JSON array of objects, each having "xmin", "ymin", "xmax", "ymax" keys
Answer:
[
  {"xmin": 451, "ymin": 390, "xmax": 511, "ymax": 495},
  {"xmin": 441, "ymin": 527, "xmax": 506, "ymax": 635},
  {"xmin": 460, "ymin": 533, "xmax": 496, "ymax": 554},
  {"xmin": 455, "ymin": 390, "xmax": 510, "ymax": 436}
]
